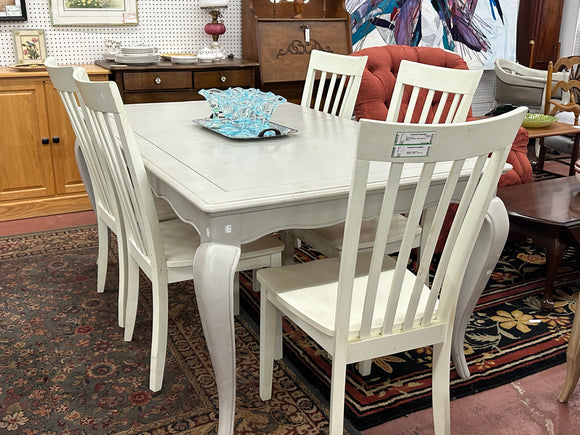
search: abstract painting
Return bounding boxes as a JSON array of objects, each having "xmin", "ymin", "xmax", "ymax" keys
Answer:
[{"xmin": 346, "ymin": 0, "xmax": 519, "ymax": 69}]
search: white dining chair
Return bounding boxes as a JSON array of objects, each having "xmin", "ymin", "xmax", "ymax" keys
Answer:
[
  {"xmin": 258, "ymin": 107, "xmax": 527, "ymax": 435},
  {"xmin": 45, "ymin": 57, "xmax": 178, "ymax": 329},
  {"xmin": 72, "ymin": 67, "xmax": 284, "ymax": 392},
  {"xmin": 290, "ymin": 50, "xmax": 419, "ymax": 261},
  {"xmin": 294, "ymin": 58, "xmax": 483, "ymax": 374}
]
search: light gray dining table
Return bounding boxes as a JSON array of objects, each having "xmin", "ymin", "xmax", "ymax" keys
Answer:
[{"xmin": 125, "ymin": 100, "xmax": 509, "ymax": 434}]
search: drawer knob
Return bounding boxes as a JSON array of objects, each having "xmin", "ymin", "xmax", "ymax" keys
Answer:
[
  {"xmin": 220, "ymin": 75, "xmax": 227, "ymax": 83},
  {"xmin": 41, "ymin": 137, "xmax": 49, "ymax": 145},
  {"xmin": 52, "ymin": 136, "xmax": 60, "ymax": 144},
  {"xmin": 154, "ymin": 76, "xmax": 162, "ymax": 85}
]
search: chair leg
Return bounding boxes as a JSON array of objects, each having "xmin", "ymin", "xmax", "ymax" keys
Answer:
[
  {"xmin": 233, "ymin": 271, "xmax": 240, "ymax": 316},
  {"xmin": 123, "ymin": 256, "xmax": 140, "ymax": 342},
  {"xmin": 328, "ymin": 353, "xmax": 348, "ymax": 435},
  {"xmin": 282, "ymin": 230, "xmax": 297, "ymax": 265},
  {"xmin": 116, "ymin": 229, "xmax": 128, "ymax": 328},
  {"xmin": 358, "ymin": 359, "xmax": 372, "ymax": 376},
  {"xmin": 260, "ymin": 293, "xmax": 277, "ymax": 401},
  {"xmin": 149, "ymin": 273, "xmax": 169, "ymax": 392},
  {"xmin": 431, "ymin": 341, "xmax": 451, "ymax": 435},
  {"xmin": 96, "ymin": 219, "xmax": 109, "ymax": 294}
]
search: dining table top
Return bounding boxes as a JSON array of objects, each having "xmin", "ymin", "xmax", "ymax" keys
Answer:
[{"xmin": 126, "ymin": 100, "xmax": 472, "ymax": 216}]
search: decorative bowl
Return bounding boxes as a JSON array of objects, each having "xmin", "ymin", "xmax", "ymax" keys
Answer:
[{"xmin": 521, "ymin": 113, "xmax": 557, "ymax": 128}]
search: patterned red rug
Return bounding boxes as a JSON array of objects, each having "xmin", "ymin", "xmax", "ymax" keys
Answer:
[
  {"xmin": 0, "ymin": 227, "xmax": 331, "ymax": 433},
  {"xmin": 239, "ymin": 240, "xmax": 580, "ymax": 430}
]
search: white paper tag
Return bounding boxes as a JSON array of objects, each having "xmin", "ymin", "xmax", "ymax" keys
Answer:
[
  {"xmin": 304, "ymin": 28, "xmax": 310, "ymax": 43},
  {"xmin": 392, "ymin": 132, "xmax": 434, "ymax": 157}
]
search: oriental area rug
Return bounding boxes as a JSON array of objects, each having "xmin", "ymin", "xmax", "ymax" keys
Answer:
[{"xmin": 0, "ymin": 226, "xmax": 579, "ymax": 433}]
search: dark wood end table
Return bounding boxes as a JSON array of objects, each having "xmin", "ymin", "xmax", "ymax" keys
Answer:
[{"xmin": 497, "ymin": 176, "xmax": 580, "ymax": 310}]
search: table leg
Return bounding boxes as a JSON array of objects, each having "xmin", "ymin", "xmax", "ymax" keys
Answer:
[
  {"xmin": 559, "ymin": 303, "xmax": 580, "ymax": 402},
  {"xmin": 537, "ymin": 137, "xmax": 546, "ymax": 170},
  {"xmin": 451, "ymin": 196, "xmax": 509, "ymax": 379},
  {"xmin": 193, "ymin": 242, "xmax": 241, "ymax": 435},
  {"xmin": 569, "ymin": 133, "xmax": 580, "ymax": 176},
  {"xmin": 542, "ymin": 236, "xmax": 569, "ymax": 311}
]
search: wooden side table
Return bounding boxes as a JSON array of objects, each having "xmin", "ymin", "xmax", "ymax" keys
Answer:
[
  {"xmin": 497, "ymin": 176, "xmax": 580, "ymax": 310},
  {"xmin": 526, "ymin": 121, "xmax": 580, "ymax": 176}
]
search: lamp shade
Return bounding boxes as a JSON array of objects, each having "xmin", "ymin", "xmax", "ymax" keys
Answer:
[{"xmin": 199, "ymin": 0, "xmax": 229, "ymax": 7}]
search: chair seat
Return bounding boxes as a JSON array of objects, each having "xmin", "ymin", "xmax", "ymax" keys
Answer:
[
  {"xmin": 258, "ymin": 252, "xmax": 436, "ymax": 338},
  {"xmin": 291, "ymin": 214, "xmax": 420, "ymax": 255}
]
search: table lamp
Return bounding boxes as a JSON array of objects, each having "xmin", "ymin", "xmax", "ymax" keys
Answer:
[{"xmin": 200, "ymin": 0, "xmax": 229, "ymax": 59}]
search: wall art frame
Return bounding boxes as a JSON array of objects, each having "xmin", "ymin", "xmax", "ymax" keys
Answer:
[
  {"xmin": 49, "ymin": 0, "xmax": 138, "ymax": 26},
  {"xmin": 0, "ymin": 0, "xmax": 27, "ymax": 21},
  {"xmin": 12, "ymin": 29, "xmax": 47, "ymax": 65}
]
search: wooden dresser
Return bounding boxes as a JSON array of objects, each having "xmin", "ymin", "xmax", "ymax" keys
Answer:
[
  {"xmin": 242, "ymin": 0, "xmax": 352, "ymax": 102},
  {"xmin": 94, "ymin": 58, "xmax": 259, "ymax": 104},
  {"xmin": 0, "ymin": 65, "xmax": 109, "ymax": 221}
]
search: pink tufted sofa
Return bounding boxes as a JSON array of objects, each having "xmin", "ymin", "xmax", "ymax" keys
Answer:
[{"xmin": 350, "ymin": 45, "xmax": 532, "ymax": 189}]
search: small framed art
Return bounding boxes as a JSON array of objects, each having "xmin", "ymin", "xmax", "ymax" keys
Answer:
[
  {"xmin": 12, "ymin": 29, "xmax": 47, "ymax": 65},
  {"xmin": 0, "ymin": 0, "xmax": 27, "ymax": 21},
  {"xmin": 49, "ymin": 0, "xmax": 138, "ymax": 26}
]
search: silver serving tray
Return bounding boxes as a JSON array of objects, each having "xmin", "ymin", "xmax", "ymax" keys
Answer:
[{"xmin": 193, "ymin": 118, "xmax": 297, "ymax": 139}]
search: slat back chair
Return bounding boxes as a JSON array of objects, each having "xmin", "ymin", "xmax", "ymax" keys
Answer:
[
  {"xmin": 387, "ymin": 59, "xmax": 483, "ymax": 123},
  {"xmin": 300, "ymin": 49, "xmax": 368, "ymax": 118},
  {"xmin": 536, "ymin": 56, "xmax": 580, "ymax": 174},
  {"xmin": 544, "ymin": 56, "xmax": 580, "ymax": 125},
  {"xmin": 73, "ymin": 68, "xmax": 284, "ymax": 392},
  {"xmin": 292, "ymin": 59, "xmax": 483, "ymax": 375},
  {"xmin": 44, "ymin": 57, "xmax": 129, "ymax": 327},
  {"xmin": 258, "ymin": 107, "xmax": 527, "ymax": 434}
]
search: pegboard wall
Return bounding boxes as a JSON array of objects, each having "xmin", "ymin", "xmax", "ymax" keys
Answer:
[{"xmin": 0, "ymin": 0, "xmax": 243, "ymax": 66}]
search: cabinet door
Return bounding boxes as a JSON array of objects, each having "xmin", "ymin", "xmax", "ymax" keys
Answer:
[
  {"xmin": 256, "ymin": 19, "xmax": 351, "ymax": 83},
  {"xmin": 517, "ymin": 0, "xmax": 564, "ymax": 69},
  {"xmin": 0, "ymin": 79, "xmax": 56, "ymax": 202},
  {"xmin": 43, "ymin": 81, "xmax": 85, "ymax": 195}
]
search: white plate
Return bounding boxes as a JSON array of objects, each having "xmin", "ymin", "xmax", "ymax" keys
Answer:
[
  {"xmin": 115, "ymin": 54, "xmax": 160, "ymax": 65},
  {"xmin": 120, "ymin": 46, "xmax": 156, "ymax": 55},
  {"xmin": 102, "ymin": 53, "xmax": 116, "ymax": 61},
  {"xmin": 171, "ymin": 55, "xmax": 198, "ymax": 64}
]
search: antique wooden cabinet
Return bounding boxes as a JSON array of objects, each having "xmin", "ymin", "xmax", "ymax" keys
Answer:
[
  {"xmin": 0, "ymin": 65, "xmax": 108, "ymax": 221},
  {"xmin": 516, "ymin": 0, "xmax": 565, "ymax": 69},
  {"xmin": 94, "ymin": 58, "xmax": 259, "ymax": 104},
  {"xmin": 242, "ymin": 0, "xmax": 352, "ymax": 101}
]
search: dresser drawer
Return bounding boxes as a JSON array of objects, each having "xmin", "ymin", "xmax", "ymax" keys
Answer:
[
  {"xmin": 194, "ymin": 69, "xmax": 255, "ymax": 89},
  {"xmin": 123, "ymin": 71, "xmax": 193, "ymax": 91}
]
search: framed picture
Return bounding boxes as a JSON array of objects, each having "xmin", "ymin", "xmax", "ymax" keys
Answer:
[
  {"xmin": 0, "ymin": 0, "xmax": 27, "ymax": 21},
  {"xmin": 49, "ymin": 0, "xmax": 138, "ymax": 26},
  {"xmin": 12, "ymin": 29, "xmax": 47, "ymax": 65}
]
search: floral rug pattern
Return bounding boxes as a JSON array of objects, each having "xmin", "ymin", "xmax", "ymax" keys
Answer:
[
  {"xmin": 239, "ymin": 240, "xmax": 580, "ymax": 430},
  {"xmin": 0, "ymin": 227, "xmax": 330, "ymax": 434},
  {"xmin": 2, "ymin": 226, "xmax": 579, "ymax": 433}
]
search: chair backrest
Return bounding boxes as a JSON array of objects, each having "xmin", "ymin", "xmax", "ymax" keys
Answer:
[
  {"xmin": 545, "ymin": 56, "xmax": 580, "ymax": 125},
  {"xmin": 350, "ymin": 45, "xmax": 472, "ymax": 122},
  {"xmin": 44, "ymin": 57, "xmax": 118, "ymax": 221},
  {"xmin": 387, "ymin": 59, "xmax": 483, "ymax": 124},
  {"xmin": 335, "ymin": 106, "xmax": 527, "ymax": 341},
  {"xmin": 301, "ymin": 49, "xmax": 368, "ymax": 119},
  {"xmin": 73, "ymin": 68, "xmax": 165, "ymax": 271}
]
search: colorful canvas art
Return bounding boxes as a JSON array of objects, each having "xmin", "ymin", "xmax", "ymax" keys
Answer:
[{"xmin": 346, "ymin": 0, "xmax": 518, "ymax": 70}]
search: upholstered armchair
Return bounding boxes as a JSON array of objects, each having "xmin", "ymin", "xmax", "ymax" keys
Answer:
[{"xmin": 350, "ymin": 45, "xmax": 532, "ymax": 188}]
